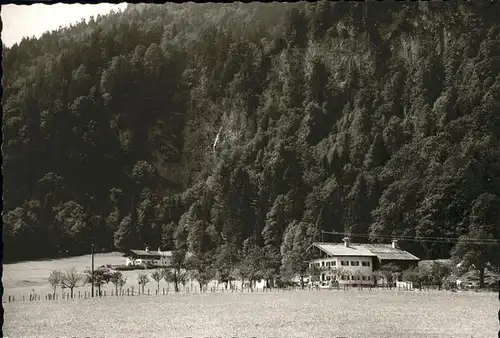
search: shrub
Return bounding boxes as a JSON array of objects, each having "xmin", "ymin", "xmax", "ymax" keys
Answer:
[
  {"xmin": 114, "ymin": 264, "xmax": 146, "ymax": 271},
  {"xmin": 114, "ymin": 264, "xmax": 164, "ymax": 271}
]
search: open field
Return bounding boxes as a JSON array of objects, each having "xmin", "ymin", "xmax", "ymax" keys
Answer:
[
  {"xmin": 4, "ymin": 289, "xmax": 498, "ymax": 337},
  {"xmin": 2, "ymin": 252, "xmax": 214, "ymax": 301}
]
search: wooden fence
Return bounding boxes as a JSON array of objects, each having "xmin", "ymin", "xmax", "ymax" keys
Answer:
[{"xmin": 2, "ymin": 283, "xmax": 453, "ymax": 303}]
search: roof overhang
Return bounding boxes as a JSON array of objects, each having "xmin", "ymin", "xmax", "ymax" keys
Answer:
[{"xmin": 305, "ymin": 243, "xmax": 333, "ymax": 257}]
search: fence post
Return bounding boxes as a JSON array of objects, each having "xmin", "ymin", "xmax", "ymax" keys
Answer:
[{"xmin": 497, "ymin": 280, "xmax": 499, "ymax": 338}]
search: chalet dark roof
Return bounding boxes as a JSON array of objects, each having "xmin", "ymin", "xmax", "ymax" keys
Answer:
[
  {"xmin": 308, "ymin": 242, "xmax": 419, "ymax": 261},
  {"xmin": 361, "ymin": 244, "xmax": 420, "ymax": 261}
]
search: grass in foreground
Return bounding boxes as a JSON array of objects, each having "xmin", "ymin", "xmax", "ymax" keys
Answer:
[{"xmin": 4, "ymin": 289, "xmax": 497, "ymax": 338}]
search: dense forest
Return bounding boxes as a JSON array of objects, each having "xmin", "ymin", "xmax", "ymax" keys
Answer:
[{"xmin": 3, "ymin": 2, "xmax": 500, "ymax": 284}]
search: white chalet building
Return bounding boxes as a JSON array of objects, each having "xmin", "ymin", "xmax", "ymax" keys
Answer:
[{"xmin": 306, "ymin": 238, "xmax": 419, "ymax": 286}]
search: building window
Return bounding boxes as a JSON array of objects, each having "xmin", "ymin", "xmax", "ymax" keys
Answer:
[
  {"xmin": 367, "ymin": 276, "xmax": 371, "ymax": 280},
  {"xmin": 362, "ymin": 261, "xmax": 370, "ymax": 267},
  {"xmin": 326, "ymin": 261, "xmax": 330, "ymax": 267},
  {"xmin": 316, "ymin": 263, "xmax": 320, "ymax": 267},
  {"xmin": 341, "ymin": 261, "xmax": 349, "ymax": 266},
  {"xmin": 322, "ymin": 261, "xmax": 325, "ymax": 267},
  {"xmin": 362, "ymin": 276, "xmax": 366, "ymax": 281},
  {"xmin": 351, "ymin": 261, "xmax": 359, "ymax": 266},
  {"xmin": 326, "ymin": 276, "xmax": 331, "ymax": 281},
  {"xmin": 341, "ymin": 275, "xmax": 346, "ymax": 280},
  {"xmin": 331, "ymin": 261, "xmax": 336, "ymax": 266}
]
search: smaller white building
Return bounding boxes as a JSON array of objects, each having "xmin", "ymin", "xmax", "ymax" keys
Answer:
[{"xmin": 124, "ymin": 247, "xmax": 172, "ymax": 267}]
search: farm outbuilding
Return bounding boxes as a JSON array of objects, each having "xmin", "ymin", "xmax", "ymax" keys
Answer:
[{"xmin": 124, "ymin": 247, "xmax": 173, "ymax": 267}]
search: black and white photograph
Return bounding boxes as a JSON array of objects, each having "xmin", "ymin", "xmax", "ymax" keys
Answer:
[{"xmin": 2, "ymin": 1, "xmax": 500, "ymax": 337}]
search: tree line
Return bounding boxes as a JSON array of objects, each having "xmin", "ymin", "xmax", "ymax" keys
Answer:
[{"xmin": 48, "ymin": 258, "xmax": 463, "ymax": 299}]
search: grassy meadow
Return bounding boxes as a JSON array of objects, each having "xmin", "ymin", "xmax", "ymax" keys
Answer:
[
  {"xmin": 3, "ymin": 289, "xmax": 498, "ymax": 337},
  {"xmin": 2, "ymin": 252, "xmax": 235, "ymax": 301}
]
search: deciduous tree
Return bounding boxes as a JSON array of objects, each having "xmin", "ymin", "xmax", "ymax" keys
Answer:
[{"xmin": 61, "ymin": 267, "xmax": 82, "ymax": 298}]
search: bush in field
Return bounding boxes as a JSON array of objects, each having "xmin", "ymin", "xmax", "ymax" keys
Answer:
[
  {"xmin": 83, "ymin": 266, "xmax": 113, "ymax": 295},
  {"xmin": 378, "ymin": 263, "xmax": 400, "ymax": 289},
  {"xmin": 114, "ymin": 264, "xmax": 146, "ymax": 271},
  {"xmin": 61, "ymin": 267, "xmax": 82, "ymax": 298},
  {"xmin": 443, "ymin": 275, "xmax": 458, "ymax": 291},
  {"xmin": 48, "ymin": 270, "xmax": 63, "ymax": 297},
  {"xmin": 418, "ymin": 267, "xmax": 432, "ymax": 290},
  {"xmin": 110, "ymin": 271, "xmax": 127, "ymax": 294},
  {"xmin": 179, "ymin": 271, "xmax": 188, "ymax": 291},
  {"xmin": 118, "ymin": 276, "xmax": 127, "ymax": 293},
  {"xmin": 161, "ymin": 250, "xmax": 187, "ymax": 292},
  {"xmin": 185, "ymin": 254, "xmax": 216, "ymax": 292},
  {"xmin": 151, "ymin": 269, "xmax": 162, "ymax": 291},
  {"xmin": 430, "ymin": 262, "xmax": 452, "ymax": 290},
  {"xmin": 137, "ymin": 273, "xmax": 150, "ymax": 293},
  {"xmin": 402, "ymin": 267, "xmax": 421, "ymax": 288}
]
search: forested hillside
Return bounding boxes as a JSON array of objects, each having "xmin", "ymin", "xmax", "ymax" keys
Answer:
[{"xmin": 3, "ymin": 2, "xmax": 500, "ymax": 282}]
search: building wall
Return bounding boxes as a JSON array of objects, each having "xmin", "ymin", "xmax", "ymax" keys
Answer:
[
  {"xmin": 125, "ymin": 256, "xmax": 170, "ymax": 266},
  {"xmin": 309, "ymin": 256, "xmax": 375, "ymax": 285}
]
